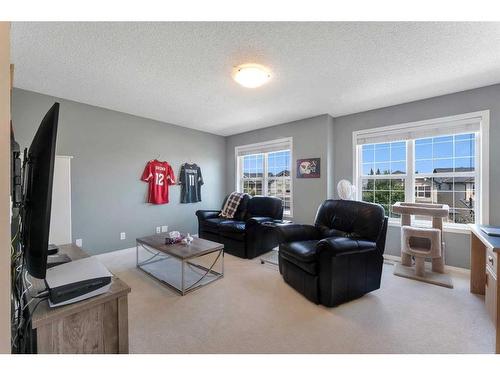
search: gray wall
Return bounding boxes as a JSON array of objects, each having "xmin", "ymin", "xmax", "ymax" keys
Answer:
[
  {"xmin": 333, "ymin": 84, "xmax": 500, "ymax": 269},
  {"xmin": 225, "ymin": 114, "xmax": 334, "ymax": 225},
  {"xmin": 12, "ymin": 88, "xmax": 226, "ymax": 255}
]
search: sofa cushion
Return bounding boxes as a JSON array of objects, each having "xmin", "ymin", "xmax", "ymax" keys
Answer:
[
  {"xmin": 246, "ymin": 196, "xmax": 283, "ymax": 220},
  {"xmin": 219, "ymin": 220, "xmax": 246, "ymax": 233},
  {"xmin": 220, "ymin": 192, "xmax": 248, "ymax": 219},
  {"xmin": 314, "ymin": 200, "xmax": 385, "ymax": 242},
  {"xmin": 219, "ymin": 220, "xmax": 246, "ymax": 241},
  {"xmin": 201, "ymin": 217, "xmax": 227, "ymax": 232},
  {"xmin": 279, "ymin": 240, "xmax": 320, "ymax": 274},
  {"xmin": 317, "ymin": 237, "xmax": 376, "ymax": 256},
  {"xmin": 220, "ymin": 194, "xmax": 251, "ymax": 221}
]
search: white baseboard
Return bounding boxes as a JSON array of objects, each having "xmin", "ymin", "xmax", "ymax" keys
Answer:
[
  {"xmin": 383, "ymin": 254, "xmax": 470, "ymax": 274},
  {"xmin": 94, "ymin": 246, "xmax": 136, "ymax": 256}
]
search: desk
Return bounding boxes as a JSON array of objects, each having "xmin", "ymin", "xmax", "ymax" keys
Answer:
[
  {"xmin": 31, "ymin": 244, "xmax": 131, "ymax": 353},
  {"xmin": 469, "ymin": 224, "xmax": 500, "ymax": 354}
]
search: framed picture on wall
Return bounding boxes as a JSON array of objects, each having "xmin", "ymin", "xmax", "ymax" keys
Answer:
[{"xmin": 296, "ymin": 158, "xmax": 320, "ymax": 178}]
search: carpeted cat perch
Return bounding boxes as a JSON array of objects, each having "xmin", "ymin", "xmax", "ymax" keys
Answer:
[{"xmin": 392, "ymin": 202, "xmax": 453, "ymax": 288}]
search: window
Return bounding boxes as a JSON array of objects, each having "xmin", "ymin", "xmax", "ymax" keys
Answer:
[
  {"xmin": 353, "ymin": 111, "xmax": 489, "ymax": 228},
  {"xmin": 415, "ymin": 184, "xmax": 431, "ymax": 199},
  {"xmin": 241, "ymin": 154, "xmax": 264, "ymax": 196},
  {"xmin": 360, "ymin": 141, "xmax": 407, "ymax": 218},
  {"xmin": 414, "ymin": 134, "xmax": 476, "ymax": 224},
  {"xmin": 236, "ymin": 138, "xmax": 293, "ymax": 216}
]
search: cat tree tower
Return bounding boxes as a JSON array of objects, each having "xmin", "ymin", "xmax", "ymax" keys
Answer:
[{"xmin": 392, "ymin": 202, "xmax": 453, "ymax": 288}]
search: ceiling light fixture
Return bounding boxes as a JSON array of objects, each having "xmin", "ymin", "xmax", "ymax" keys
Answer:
[{"xmin": 232, "ymin": 63, "xmax": 272, "ymax": 88}]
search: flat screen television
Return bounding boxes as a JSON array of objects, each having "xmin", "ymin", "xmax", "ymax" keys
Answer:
[{"xmin": 22, "ymin": 102, "xmax": 60, "ymax": 279}]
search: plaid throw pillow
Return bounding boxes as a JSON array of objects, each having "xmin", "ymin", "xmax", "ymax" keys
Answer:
[{"xmin": 220, "ymin": 192, "xmax": 247, "ymax": 219}]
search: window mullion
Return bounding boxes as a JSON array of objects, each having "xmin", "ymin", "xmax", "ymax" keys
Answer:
[
  {"xmin": 475, "ymin": 132, "xmax": 481, "ymax": 224},
  {"xmin": 356, "ymin": 145, "xmax": 362, "ymax": 200},
  {"xmin": 237, "ymin": 157, "xmax": 242, "ymax": 192},
  {"xmin": 263, "ymin": 153, "xmax": 268, "ymax": 196},
  {"xmin": 406, "ymin": 140, "xmax": 415, "ymax": 203}
]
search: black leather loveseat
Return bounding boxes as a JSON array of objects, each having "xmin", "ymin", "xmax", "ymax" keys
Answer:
[
  {"xmin": 277, "ymin": 199, "xmax": 388, "ymax": 307},
  {"xmin": 196, "ymin": 195, "xmax": 283, "ymax": 259}
]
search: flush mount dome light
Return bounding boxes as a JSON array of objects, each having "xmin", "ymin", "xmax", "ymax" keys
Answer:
[{"xmin": 232, "ymin": 63, "xmax": 272, "ymax": 88}]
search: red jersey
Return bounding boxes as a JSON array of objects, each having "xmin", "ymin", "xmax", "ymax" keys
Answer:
[{"xmin": 141, "ymin": 160, "xmax": 176, "ymax": 204}]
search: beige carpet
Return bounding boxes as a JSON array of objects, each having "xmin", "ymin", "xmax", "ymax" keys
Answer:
[{"xmin": 97, "ymin": 248, "xmax": 495, "ymax": 354}]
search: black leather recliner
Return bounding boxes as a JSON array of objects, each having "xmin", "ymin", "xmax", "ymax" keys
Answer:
[
  {"xmin": 196, "ymin": 195, "xmax": 283, "ymax": 259},
  {"xmin": 277, "ymin": 199, "xmax": 388, "ymax": 307}
]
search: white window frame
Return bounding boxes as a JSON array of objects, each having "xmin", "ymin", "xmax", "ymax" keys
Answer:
[
  {"xmin": 235, "ymin": 137, "xmax": 293, "ymax": 218},
  {"xmin": 352, "ymin": 111, "xmax": 489, "ymax": 233}
]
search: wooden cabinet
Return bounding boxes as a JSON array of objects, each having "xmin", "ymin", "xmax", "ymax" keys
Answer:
[
  {"xmin": 486, "ymin": 265, "xmax": 497, "ymax": 327},
  {"xmin": 31, "ymin": 244, "xmax": 131, "ymax": 354},
  {"xmin": 486, "ymin": 247, "xmax": 497, "ymax": 275},
  {"xmin": 469, "ymin": 224, "xmax": 500, "ymax": 354}
]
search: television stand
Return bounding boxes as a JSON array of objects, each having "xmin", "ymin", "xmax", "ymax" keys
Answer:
[{"xmin": 29, "ymin": 243, "xmax": 131, "ymax": 353}]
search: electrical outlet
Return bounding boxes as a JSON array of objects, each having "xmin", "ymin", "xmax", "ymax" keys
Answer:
[
  {"xmin": 76, "ymin": 238, "xmax": 83, "ymax": 247},
  {"xmin": 161, "ymin": 225, "xmax": 168, "ymax": 233},
  {"xmin": 120, "ymin": 232, "xmax": 126, "ymax": 240},
  {"xmin": 156, "ymin": 226, "xmax": 161, "ymax": 234}
]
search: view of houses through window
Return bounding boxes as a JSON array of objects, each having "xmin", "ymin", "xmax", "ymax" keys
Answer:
[
  {"xmin": 360, "ymin": 133, "xmax": 477, "ymax": 224},
  {"xmin": 361, "ymin": 141, "xmax": 406, "ymax": 218},
  {"xmin": 239, "ymin": 150, "xmax": 292, "ymax": 215}
]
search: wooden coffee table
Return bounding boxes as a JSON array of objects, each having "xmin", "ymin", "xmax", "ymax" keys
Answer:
[{"xmin": 136, "ymin": 235, "xmax": 224, "ymax": 295}]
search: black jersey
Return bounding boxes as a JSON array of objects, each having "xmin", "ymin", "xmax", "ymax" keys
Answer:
[{"xmin": 179, "ymin": 163, "xmax": 204, "ymax": 203}]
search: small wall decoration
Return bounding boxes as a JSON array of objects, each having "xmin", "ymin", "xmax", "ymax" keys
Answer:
[{"xmin": 296, "ymin": 158, "xmax": 320, "ymax": 178}]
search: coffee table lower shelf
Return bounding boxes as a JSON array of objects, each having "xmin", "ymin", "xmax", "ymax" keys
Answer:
[{"xmin": 136, "ymin": 242, "xmax": 224, "ymax": 295}]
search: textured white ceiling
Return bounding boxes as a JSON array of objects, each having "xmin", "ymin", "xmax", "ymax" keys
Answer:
[{"xmin": 11, "ymin": 22, "xmax": 500, "ymax": 136}]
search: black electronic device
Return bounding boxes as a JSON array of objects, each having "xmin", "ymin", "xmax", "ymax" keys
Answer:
[
  {"xmin": 44, "ymin": 257, "xmax": 112, "ymax": 307},
  {"xmin": 22, "ymin": 103, "xmax": 59, "ymax": 279}
]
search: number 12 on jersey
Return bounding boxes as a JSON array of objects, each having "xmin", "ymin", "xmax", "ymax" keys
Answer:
[{"xmin": 155, "ymin": 172, "xmax": 164, "ymax": 186}]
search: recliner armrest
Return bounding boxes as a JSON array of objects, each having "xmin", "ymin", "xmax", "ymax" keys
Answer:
[
  {"xmin": 196, "ymin": 210, "xmax": 221, "ymax": 221},
  {"xmin": 317, "ymin": 237, "xmax": 377, "ymax": 257},
  {"xmin": 275, "ymin": 224, "xmax": 321, "ymax": 243}
]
